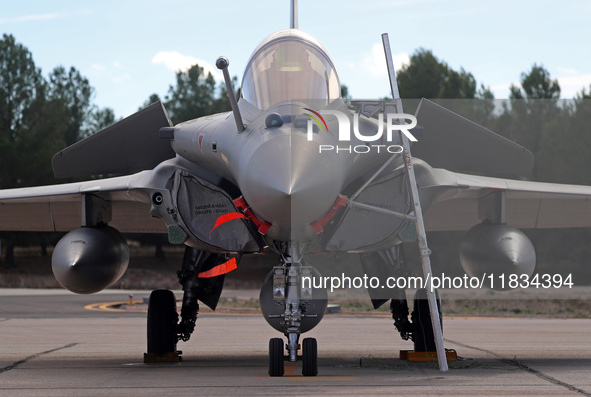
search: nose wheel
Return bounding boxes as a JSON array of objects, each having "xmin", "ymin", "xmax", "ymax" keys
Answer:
[
  {"xmin": 301, "ymin": 337, "xmax": 318, "ymax": 376},
  {"xmin": 268, "ymin": 338, "xmax": 284, "ymax": 376},
  {"xmin": 268, "ymin": 337, "xmax": 318, "ymax": 377}
]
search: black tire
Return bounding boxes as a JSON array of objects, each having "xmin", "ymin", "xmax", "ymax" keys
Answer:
[
  {"xmin": 268, "ymin": 338, "xmax": 284, "ymax": 376},
  {"xmin": 147, "ymin": 289, "xmax": 178, "ymax": 354},
  {"xmin": 411, "ymin": 288, "xmax": 442, "ymax": 352},
  {"xmin": 302, "ymin": 337, "xmax": 318, "ymax": 376}
]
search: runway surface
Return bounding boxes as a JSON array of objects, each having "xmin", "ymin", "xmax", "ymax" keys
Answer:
[{"xmin": 0, "ymin": 289, "xmax": 590, "ymax": 396}]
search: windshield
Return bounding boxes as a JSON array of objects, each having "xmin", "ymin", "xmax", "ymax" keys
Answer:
[{"xmin": 241, "ymin": 34, "xmax": 341, "ymax": 109}]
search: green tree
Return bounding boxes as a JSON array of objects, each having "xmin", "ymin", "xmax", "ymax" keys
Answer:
[
  {"xmin": 397, "ymin": 48, "xmax": 447, "ymax": 99},
  {"xmin": 395, "ymin": 48, "xmax": 494, "ymax": 120},
  {"xmin": 140, "ymin": 93, "xmax": 163, "ymax": 110},
  {"xmin": 579, "ymin": 85, "xmax": 591, "ymax": 100},
  {"xmin": 163, "ymin": 64, "xmax": 217, "ymax": 124},
  {"xmin": 81, "ymin": 106, "xmax": 117, "ymax": 138},
  {"xmin": 47, "ymin": 66, "xmax": 94, "ymax": 145},
  {"xmin": 556, "ymin": 86, "xmax": 591, "ymax": 185},
  {"xmin": 0, "ymin": 34, "xmax": 66, "ymax": 189},
  {"xmin": 17, "ymin": 96, "xmax": 68, "ymax": 186},
  {"xmin": 397, "ymin": 48, "xmax": 488, "ymax": 100},
  {"xmin": 0, "ymin": 34, "xmax": 69, "ymax": 266},
  {"xmin": 207, "ymin": 77, "xmax": 236, "ymax": 115},
  {"xmin": 502, "ymin": 64, "xmax": 563, "ymax": 178},
  {"xmin": 340, "ymin": 84, "xmax": 352, "ymax": 106},
  {"xmin": 0, "ymin": 34, "xmax": 44, "ymax": 147},
  {"xmin": 143, "ymin": 68, "xmax": 241, "ymax": 124},
  {"xmin": 509, "ymin": 64, "xmax": 560, "ymax": 100}
]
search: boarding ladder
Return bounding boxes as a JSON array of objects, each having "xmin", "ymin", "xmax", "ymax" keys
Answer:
[{"xmin": 347, "ymin": 34, "xmax": 448, "ymax": 372}]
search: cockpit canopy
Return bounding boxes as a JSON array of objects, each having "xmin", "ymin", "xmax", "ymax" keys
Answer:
[{"xmin": 241, "ymin": 30, "xmax": 341, "ymax": 109}]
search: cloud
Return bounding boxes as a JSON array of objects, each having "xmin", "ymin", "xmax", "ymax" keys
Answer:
[
  {"xmin": 490, "ymin": 82, "xmax": 515, "ymax": 99},
  {"xmin": 152, "ymin": 51, "xmax": 222, "ymax": 80},
  {"xmin": 360, "ymin": 43, "xmax": 409, "ymax": 78},
  {"xmin": 557, "ymin": 67, "xmax": 578, "ymax": 76},
  {"xmin": 488, "ymin": 73, "xmax": 591, "ymax": 99},
  {"xmin": 90, "ymin": 62, "xmax": 130, "ymax": 83},
  {"xmin": 0, "ymin": 13, "xmax": 62, "ymax": 24},
  {"xmin": 557, "ymin": 73, "xmax": 591, "ymax": 98},
  {"xmin": 0, "ymin": 10, "xmax": 93, "ymax": 25},
  {"xmin": 92, "ymin": 64, "xmax": 106, "ymax": 72}
]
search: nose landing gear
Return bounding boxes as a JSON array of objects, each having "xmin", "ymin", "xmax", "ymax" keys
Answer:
[{"xmin": 260, "ymin": 244, "xmax": 326, "ymax": 377}]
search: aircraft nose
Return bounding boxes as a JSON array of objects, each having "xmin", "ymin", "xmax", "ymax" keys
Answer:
[{"xmin": 240, "ymin": 134, "xmax": 342, "ymax": 239}]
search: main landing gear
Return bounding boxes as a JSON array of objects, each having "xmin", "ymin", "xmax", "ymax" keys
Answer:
[
  {"xmin": 390, "ymin": 287, "xmax": 442, "ymax": 353},
  {"xmin": 361, "ymin": 247, "xmax": 443, "ymax": 354},
  {"xmin": 145, "ymin": 247, "xmax": 226, "ymax": 363}
]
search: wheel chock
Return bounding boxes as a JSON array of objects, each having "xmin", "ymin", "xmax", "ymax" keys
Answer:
[
  {"xmin": 399, "ymin": 350, "xmax": 457, "ymax": 362},
  {"xmin": 144, "ymin": 351, "xmax": 182, "ymax": 363}
]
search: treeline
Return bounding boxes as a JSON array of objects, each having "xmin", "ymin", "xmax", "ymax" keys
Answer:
[
  {"xmin": 0, "ymin": 34, "xmax": 117, "ymax": 190},
  {"xmin": 0, "ymin": 33, "xmax": 237, "ymax": 191},
  {"xmin": 397, "ymin": 49, "xmax": 591, "ymax": 284},
  {"xmin": 398, "ymin": 51, "xmax": 591, "ymax": 184}
]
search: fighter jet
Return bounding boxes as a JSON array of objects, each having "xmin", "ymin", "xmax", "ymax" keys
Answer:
[{"xmin": 1, "ymin": 0, "xmax": 590, "ymax": 377}]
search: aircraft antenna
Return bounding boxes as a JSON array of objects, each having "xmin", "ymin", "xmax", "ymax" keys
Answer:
[
  {"xmin": 216, "ymin": 56, "xmax": 245, "ymax": 132},
  {"xmin": 290, "ymin": 0, "xmax": 298, "ymax": 29}
]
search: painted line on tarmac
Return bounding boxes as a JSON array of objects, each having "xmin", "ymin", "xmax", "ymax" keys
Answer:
[
  {"xmin": 285, "ymin": 360, "xmax": 298, "ymax": 376},
  {"xmin": 256, "ymin": 361, "xmax": 298, "ymax": 377},
  {"xmin": 445, "ymin": 316, "xmax": 523, "ymax": 320},
  {"xmin": 84, "ymin": 302, "xmax": 146, "ymax": 313},
  {"xmin": 258, "ymin": 361, "xmax": 357, "ymax": 380},
  {"xmin": 84, "ymin": 301, "xmax": 261, "ymax": 316},
  {"xmin": 289, "ymin": 376, "xmax": 358, "ymax": 381}
]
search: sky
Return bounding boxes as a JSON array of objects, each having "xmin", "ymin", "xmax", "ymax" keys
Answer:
[{"xmin": 2, "ymin": 0, "xmax": 590, "ymax": 119}]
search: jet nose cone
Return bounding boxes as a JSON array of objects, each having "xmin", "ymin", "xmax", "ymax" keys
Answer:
[{"xmin": 240, "ymin": 134, "xmax": 342, "ymax": 240}]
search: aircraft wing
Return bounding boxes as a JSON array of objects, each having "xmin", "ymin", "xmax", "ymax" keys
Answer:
[
  {"xmin": 417, "ymin": 160, "xmax": 591, "ymax": 231},
  {"xmin": 0, "ymin": 171, "xmax": 165, "ymax": 233}
]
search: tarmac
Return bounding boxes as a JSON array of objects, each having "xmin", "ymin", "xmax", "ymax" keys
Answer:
[{"xmin": 0, "ymin": 288, "xmax": 590, "ymax": 396}]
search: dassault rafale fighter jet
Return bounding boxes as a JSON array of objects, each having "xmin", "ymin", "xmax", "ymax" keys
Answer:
[{"xmin": 2, "ymin": 0, "xmax": 591, "ymax": 377}]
